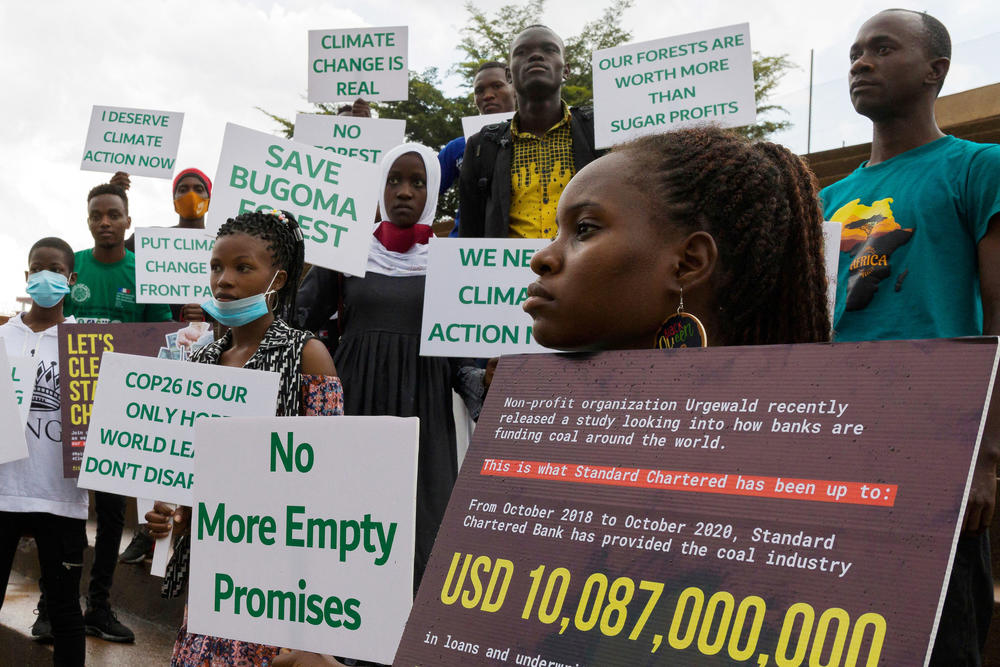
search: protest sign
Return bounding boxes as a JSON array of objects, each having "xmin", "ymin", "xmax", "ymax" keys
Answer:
[
  {"xmin": 76, "ymin": 352, "xmax": 279, "ymax": 505},
  {"xmin": 210, "ymin": 123, "xmax": 379, "ymax": 276},
  {"xmin": 592, "ymin": 24, "xmax": 756, "ymax": 149},
  {"xmin": 420, "ymin": 239, "xmax": 551, "ymax": 357},
  {"xmin": 396, "ymin": 339, "xmax": 999, "ymax": 665},
  {"xmin": 293, "ymin": 114, "xmax": 406, "ymax": 165},
  {"xmin": 9, "ymin": 354, "xmax": 34, "ymax": 426},
  {"xmin": 188, "ymin": 416, "xmax": 418, "ymax": 663},
  {"xmin": 59, "ymin": 322, "xmax": 208, "ymax": 478},
  {"xmin": 0, "ymin": 346, "xmax": 29, "ymax": 464},
  {"xmin": 308, "ymin": 26, "xmax": 408, "ymax": 102},
  {"xmin": 134, "ymin": 228, "xmax": 215, "ymax": 304},
  {"xmin": 822, "ymin": 221, "xmax": 842, "ymax": 325},
  {"xmin": 461, "ymin": 112, "xmax": 515, "ymax": 140},
  {"xmin": 81, "ymin": 105, "xmax": 184, "ymax": 178}
]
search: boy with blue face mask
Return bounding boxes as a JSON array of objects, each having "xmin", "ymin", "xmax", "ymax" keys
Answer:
[{"xmin": 0, "ymin": 237, "xmax": 88, "ymax": 665}]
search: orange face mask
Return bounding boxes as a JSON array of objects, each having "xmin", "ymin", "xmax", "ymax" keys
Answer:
[{"xmin": 174, "ymin": 191, "xmax": 210, "ymax": 219}]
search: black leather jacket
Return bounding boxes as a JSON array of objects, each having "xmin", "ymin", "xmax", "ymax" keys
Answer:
[{"xmin": 458, "ymin": 106, "xmax": 603, "ymax": 238}]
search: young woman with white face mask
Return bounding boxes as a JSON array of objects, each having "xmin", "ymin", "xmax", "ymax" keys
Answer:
[{"xmin": 146, "ymin": 210, "xmax": 343, "ymax": 666}]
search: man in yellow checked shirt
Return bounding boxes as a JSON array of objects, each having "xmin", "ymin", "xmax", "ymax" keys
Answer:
[{"xmin": 460, "ymin": 25, "xmax": 603, "ymax": 240}]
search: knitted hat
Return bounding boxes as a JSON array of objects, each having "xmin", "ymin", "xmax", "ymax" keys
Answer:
[{"xmin": 172, "ymin": 168, "xmax": 212, "ymax": 196}]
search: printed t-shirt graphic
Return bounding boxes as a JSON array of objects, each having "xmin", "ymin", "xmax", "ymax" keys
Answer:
[
  {"xmin": 819, "ymin": 136, "xmax": 1000, "ymax": 342},
  {"xmin": 31, "ymin": 359, "xmax": 60, "ymax": 413},
  {"xmin": 64, "ymin": 249, "xmax": 173, "ymax": 323},
  {"xmin": 829, "ymin": 197, "xmax": 913, "ymax": 311},
  {"xmin": 508, "ymin": 104, "xmax": 575, "ymax": 239}
]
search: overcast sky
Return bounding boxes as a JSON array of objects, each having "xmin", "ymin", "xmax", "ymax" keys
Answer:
[{"xmin": 0, "ymin": 0, "xmax": 997, "ymax": 311}]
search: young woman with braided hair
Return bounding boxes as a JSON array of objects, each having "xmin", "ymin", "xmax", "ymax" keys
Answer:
[
  {"xmin": 523, "ymin": 126, "xmax": 830, "ymax": 351},
  {"xmin": 270, "ymin": 128, "xmax": 832, "ymax": 667},
  {"xmin": 146, "ymin": 209, "xmax": 343, "ymax": 666}
]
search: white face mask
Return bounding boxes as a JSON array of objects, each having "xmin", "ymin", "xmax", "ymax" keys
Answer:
[
  {"xmin": 201, "ymin": 272, "xmax": 279, "ymax": 327},
  {"xmin": 26, "ymin": 270, "xmax": 71, "ymax": 307}
]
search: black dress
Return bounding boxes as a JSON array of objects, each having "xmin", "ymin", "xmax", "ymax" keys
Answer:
[{"xmin": 332, "ymin": 272, "xmax": 458, "ymax": 588}]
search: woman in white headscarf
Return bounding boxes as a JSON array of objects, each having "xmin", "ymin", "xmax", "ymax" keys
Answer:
[{"xmin": 313, "ymin": 143, "xmax": 469, "ymax": 592}]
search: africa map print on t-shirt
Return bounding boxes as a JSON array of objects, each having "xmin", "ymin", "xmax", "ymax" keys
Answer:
[{"xmin": 830, "ymin": 197, "xmax": 913, "ymax": 311}]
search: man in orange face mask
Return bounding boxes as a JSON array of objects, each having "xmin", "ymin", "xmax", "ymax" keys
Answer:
[
  {"xmin": 170, "ymin": 168, "xmax": 212, "ymax": 227},
  {"xmin": 119, "ymin": 168, "xmax": 212, "ymax": 246}
]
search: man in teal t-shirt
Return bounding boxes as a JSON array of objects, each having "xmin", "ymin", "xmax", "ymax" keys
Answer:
[
  {"xmin": 822, "ymin": 135, "xmax": 1000, "ymax": 341},
  {"xmin": 820, "ymin": 10, "xmax": 1000, "ymax": 665},
  {"xmin": 64, "ymin": 184, "xmax": 172, "ymax": 323}
]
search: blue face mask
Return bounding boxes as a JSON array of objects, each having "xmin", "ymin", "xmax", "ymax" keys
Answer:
[
  {"xmin": 26, "ymin": 270, "xmax": 71, "ymax": 308},
  {"xmin": 201, "ymin": 272, "xmax": 279, "ymax": 327}
]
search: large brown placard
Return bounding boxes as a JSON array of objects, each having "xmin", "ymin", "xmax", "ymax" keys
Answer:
[
  {"xmin": 58, "ymin": 322, "xmax": 186, "ymax": 477},
  {"xmin": 395, "ymin": 339, "xmax": 998, "ymax": 666}
]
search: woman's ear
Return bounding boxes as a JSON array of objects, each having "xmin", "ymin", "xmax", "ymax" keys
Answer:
[
  {"xmin": 271, "ymin": 269, "xmax": 288, "ymax": 293},
  {"xmin": 675, "ymin": 231, "xmax": 718, "ymax": 291},
  {"xmin": 68, "ymin": 272, "xmax": 77, "ymax": 287}
]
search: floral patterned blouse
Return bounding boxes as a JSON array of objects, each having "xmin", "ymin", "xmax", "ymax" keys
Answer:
[{"xmin": 168, "ymin": 319, "xmax": 344, "ymax": 666}]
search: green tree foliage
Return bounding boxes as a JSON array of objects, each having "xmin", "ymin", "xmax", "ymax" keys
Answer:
[
  {"xmin": 561, "ymin": 0, "xmax": 634, "ymax": 107},
  {"xmin": 453, "ymin": 0, "xmax": 544, "ymax": 85},
  {"xmin": 454, "ymin": 0, "xmax": 634, "ymax": 107},
  {"xmin": 735, "ymin": 52, "xmax": 795, "ymax": 141},
  {"xmin": 258, "ymin": 68, "xmax": 471, "ymax": 150},
  {"xmin": 378, "ymin": 68, "xmax": 475, "ymax": 149}
]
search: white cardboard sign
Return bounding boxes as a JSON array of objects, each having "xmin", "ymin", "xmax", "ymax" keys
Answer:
[
  {"xmin": 209, "ymin": 123, "xmax": 380, "ymax": 276},
  {"xmin": 592, "ymin": 23, "xmax": 756, "ymax": 149},
  {"xmin": 76, "ymin": 352, "xmax": 280, "ymax": 505},
  {"xmin": 822, "ymin": 221, "xmax": 842, "ymax": 326},
  {"xmin": 0, "ymin": 346, "xmax": 29, "ymax": 463},
  {"xmin": 420, "ymin": 239, "xmax": 552, "ymax": 357},
  {"xmin": 134, "ymin": 228, "xmax": 215, "ymax": 304},
  {"xmin": 293, "ymin": 114, "xmax": 405, "ymax": 165},
  {"xmin": 81, "ymin": 105, "xmax": 184, "ymax": 178},
  {"xmin": 308, "ymin": 26, "xmax": 408, "ymax": 103},
  {"xmin": 188, "ymin": 416, "xmax": 418, "ymax": 664},
  {"xmin": 9, "ymin": 355, "xmax": 34, "ymax": 426},
  {"xmin": 461, "ymin": 112, "xmax": 515, "ymax": 140}
]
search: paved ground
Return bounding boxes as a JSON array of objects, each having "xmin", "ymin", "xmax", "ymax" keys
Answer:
[
  {"xmin": 0, "ymin": 568, "xmax": 176, "ymax": 665},
  {"xmin": 1, "ymin": 511, "xmax": 181, "ymax": 666}
]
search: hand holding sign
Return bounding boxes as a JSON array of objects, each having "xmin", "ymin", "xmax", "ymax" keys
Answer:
[
  {"xmin": 109, "ymin": 171, "xmax": 131, "ymax": 191},
  {"xmin": 144, "ymin": 499, "xmax": 183, "ymax": 577}
]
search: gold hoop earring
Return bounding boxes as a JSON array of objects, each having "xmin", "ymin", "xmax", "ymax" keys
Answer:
[{"xmin": 654, "ymin": 287, "xmax": 707, "ymax": 349}]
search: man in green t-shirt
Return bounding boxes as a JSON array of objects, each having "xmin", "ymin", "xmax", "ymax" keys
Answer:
[
  {"xmin": 64, "ymin": 184, "xmax": 173, "ymax": 323},
  {"xmin": 58, "ymin": 183, "xmax": 171, "ymax": 644}
]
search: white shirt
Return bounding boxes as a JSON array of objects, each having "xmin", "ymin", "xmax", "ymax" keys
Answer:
[{"xmin": 0, "ymin": 313, "xmax": 88, "ymax": 519}]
